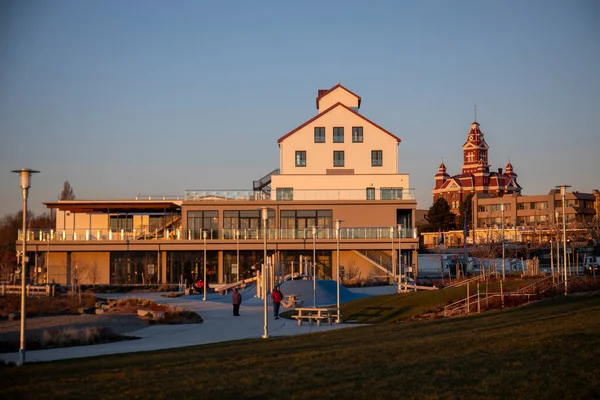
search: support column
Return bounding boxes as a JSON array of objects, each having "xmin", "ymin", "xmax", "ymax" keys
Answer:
[
  {"xmin": 161, "ymin": 251, "xmax": 168, "ymax": 283},
  {"xmin": 217, "ymin": 250, "xmax": 224, "ymax": 284}
]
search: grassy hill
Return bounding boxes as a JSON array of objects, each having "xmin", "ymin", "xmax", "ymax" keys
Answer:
[{"xmin": 4, "ymin": 291, "xmax": 600, "ymax": 400}]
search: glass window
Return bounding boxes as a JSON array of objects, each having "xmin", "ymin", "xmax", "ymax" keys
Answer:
[
  {"xmin": 366, "ymin": 187, "xmax": 375, "ymax": 200},
  {"xmin": 333, "ymin": 127, "xmax": 344, "ymax": 143},
  {"xmin": 314, "ymin": 127, "xmax": 325, "ymax": 143},
  {"xmin": 110, "ymin": 215, "xmax": 133, "ymax": 231},
  {"xmin": 371, "ymin": 150, "xmax": 382, "ymax": 166},
  {"xmin": 187, "ymin": 210, "xmax": 218, "ymax": 239},
  {"xmin": 295, "ymin": 151, "xmax": 306, "ymax": 167},
  {"xmin": 352, "ymin": 127, "xmax": 363, "ymax": 143},
  {"xmin": 276, "ymin": 188, "xmax": 293, "ymax": 201},
  {"xmin": 333, "ymin": 151, "xmax": 344, "ymax": 167},
  {"xmin": 380, "ymin": 188, "xmax": 403, "ymax": 200}
]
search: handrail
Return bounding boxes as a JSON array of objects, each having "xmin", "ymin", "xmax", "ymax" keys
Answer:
[{"xmin": 19, "ymin": 226, "xmax": 421, "ymax": 242}]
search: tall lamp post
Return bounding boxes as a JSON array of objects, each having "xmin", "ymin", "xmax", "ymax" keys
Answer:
[
  {"xmin": 12, "ymin": 168, "xmax": 39, "ymax": 366},
  {"xmin": 202, "ymin": 230, "xmax": 207, "ymax": 301},
  {"xmin": 236, "ymin": 229, "xmax": 240, "ymax": 282},
  {"xmin": 390, "ymin": 226, "xmax": 395, "ymax": 285},
  {"xmin": 335, "ymin": 219, "xmax": 343, "ymax": 323},
  {"xmin": 501, "ymin": 203, "xmax": 505, "ymax": 281},
  {"xmin": 261, "ymin": 207, "xmax": 269, "ymax": 338},
  {"xmin": 556, "ymin": 185, "xmax": 571, "ymax": 295},
  {"xmin": 312, "ymin": 225, "xmax": 318, "ymax": 307},
  {"xmin": 397, "ymin": 224, "xmax": 402, "ymax": 293}
]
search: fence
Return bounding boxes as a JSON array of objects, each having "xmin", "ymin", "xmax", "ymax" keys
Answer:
[{"xmin": 0, "ymin": 284, "xmax": 57, "ymax": 297}]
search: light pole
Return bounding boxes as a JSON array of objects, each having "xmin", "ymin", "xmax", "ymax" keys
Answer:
[
  {"xmin": 12, "ymin": 168, "xmax": 39, "ymax": 366},
  {"xmin": 556, "ymin": 185, "xmax": 571, "ymax": 295},
  {"xmin": 335, "ymin": 219, "xmax": 343, "ymax": 323},
  {"xmin": 236, "ymin": 228, "xmax": 240, "ymax": 282},
  {"xmin": 501, "ymin": 203, "xmax": 505, "ymax": 281},
  {"xmin": 202, "ymin": 230, "xmax": 207, "ymax": 301},
  {"xmin": 261, "ymin": 207, "xmax": 269, "ymax": 338},
  {"xmin": 312, "ymin": 225, "xmax": 317, "ymax": 307},
  {"xmin": 390, "ymin": 226, "xmax": 395, "ymax": 286},
  {"xmin": 397, "ymin": 224, "xmax": 402, "ymax": 293}
]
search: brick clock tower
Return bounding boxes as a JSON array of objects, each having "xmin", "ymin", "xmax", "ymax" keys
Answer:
[{"xmin": 433, "ymin": 120, "xmax": 522, "ymax": 212}]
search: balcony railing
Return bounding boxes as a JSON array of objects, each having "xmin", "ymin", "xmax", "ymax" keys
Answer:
[
  {"xmin": 184, "ymin": 188, "xmax": 416, "ymax": 201},
  {"xmin": 19, "ymin": 227, "xmax": 418, "ymax": 242}
]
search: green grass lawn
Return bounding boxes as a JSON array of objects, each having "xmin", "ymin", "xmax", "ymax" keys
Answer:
[{"xmin": 4, "ymin": 292, "xmax": 600, "ymax": 400}]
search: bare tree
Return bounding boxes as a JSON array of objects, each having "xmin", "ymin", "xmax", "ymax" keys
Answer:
[{"xmin": 59, "ymin": 181, "xmax": 76, "ymax": 200}]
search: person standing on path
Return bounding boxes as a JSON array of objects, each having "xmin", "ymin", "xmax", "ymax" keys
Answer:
[
  {"xmin": 232, "ymin": 287, "xmax": 242, "ymax": 316},
  {"xmin": 271, "ymin": 286, "xmax": 283, "ymax": 319}
]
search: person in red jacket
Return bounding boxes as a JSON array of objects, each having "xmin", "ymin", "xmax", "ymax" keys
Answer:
[
  {"xmin": 271, "ymin": 286, "xmax": 283, "ymax": 319},
  {"xmin": 232, "ymin": 287, "xmax": 242, "ymax": 316}
]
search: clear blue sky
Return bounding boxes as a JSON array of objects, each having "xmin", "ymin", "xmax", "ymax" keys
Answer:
[{"xmin": 1, "ymin": 0, "xmax": 599, "ymax": 217}]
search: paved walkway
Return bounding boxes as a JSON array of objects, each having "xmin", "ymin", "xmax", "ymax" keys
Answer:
[{"xmin": 0, "ymin": 285, "xmax": 396, "ymax": 364}]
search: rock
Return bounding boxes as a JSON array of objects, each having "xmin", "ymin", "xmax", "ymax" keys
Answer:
[
  {"xmin": 95, "ymin": 308, "xmax": 106, "ymax": 315},
  {"xmin": 137, "ymin": 309, "xmax": 151, "ymax": 318},
  {"xmin": 78, "ymin": 307, "xmax": 93, "ymax": 315}
]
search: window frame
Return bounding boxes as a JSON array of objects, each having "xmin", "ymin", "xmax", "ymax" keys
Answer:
[
  {"xmin": 333, "ymin": 151, "xmax": 345, "ymax": 167},
  {"xmin": 314, "ymin": 127, "xmax": 325, "ymax": 143},
  {"xmin": 295, "ymin": 150, "xmax": 306, "ymax": 167},
  {"xmin": 333, "ymin": 127, "xmax": 344, "ymax": 143},
  {"xmin": 352, "ymin": 127, "xmax": 363, "ymax": 143},
  {"xmin": 371, "ymin": 150, "xmax": 383, "ymax": 166}
]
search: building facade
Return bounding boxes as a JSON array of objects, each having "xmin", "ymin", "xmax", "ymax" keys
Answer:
[
  {"xmin": 422, "ymin": 188, "xmax": 598, "ymax": 248},
  {"xmin": 432, "ymin": 120, "xmax": 522, "ymax": 212},
  {"xmin": 19, "ymin": 84, "xmax": 419, "ymax": 286}
]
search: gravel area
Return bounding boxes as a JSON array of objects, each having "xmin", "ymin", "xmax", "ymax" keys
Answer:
[{"xmin": 0, "ymin": 313, "xmax": 149, "ymax": 343}]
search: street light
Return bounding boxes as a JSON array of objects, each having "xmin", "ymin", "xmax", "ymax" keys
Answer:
[
  {"xmin": 390, "ymin": 226, "xmax": 395, "ymax": 286},
  {"xmin": 501, "ymin": 203, "xmax": 505, "ymax": 281},
  {"xmin": 202, "ymin": 230, "xmax": 207, "ymax": 301},
  {"xmin": 12, "ymin": 168, "xmax": 39, "ymax": 366},
  {"xmin": 236, "ymin": 228, "xmax": 240, "ymax": 283},
  {"xmin": 397, "ymin": 224, "xmax": 402, "ymax": 293},
  {"xmin": 556, "ymin": 185, "xmax": 571, "ymax": 295},
  {"xmin": 261, "ymin": 207, "xmax": 269, "ymax": 338},
  {"xmin": 335, "ymin": 219, "xmax": 344, "ymax": 323},
  {"xmin": 312, "ymin": 225, "xmax": 317, "ymax": 307}
]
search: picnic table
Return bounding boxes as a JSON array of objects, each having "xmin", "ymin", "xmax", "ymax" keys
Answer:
[
  {"xmin": 291, "ymin": 307, "xmax": 338, "ymax": 326},
  {"xmin": 281, "ymin": 294, "xmax": 304, "ymax": 309}
]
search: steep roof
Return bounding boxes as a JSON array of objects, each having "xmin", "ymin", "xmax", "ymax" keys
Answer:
[
  {"xmin": 277, "ymin": 102, "xmax": 400, "ymax": 144},
  {"xmin": 316, "ymin": 83, "xmax": 362, "ymax": 109}
]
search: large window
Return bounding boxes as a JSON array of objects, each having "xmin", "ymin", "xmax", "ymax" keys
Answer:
[
  {"xmin": 380, "ymin": 188, "xmax": 403, "ymax": 200},
  {"xmin": 223, "ymin": 210, "xmax": 273, "ymax": 238},
  {"xmin": 333, "ymin": 127, "xmax": 344, "ymax": 143},
  {"xmin": 110, "ymin": 215, "xmax": 133, "ymax": 231},
  {"xmin": 280, "ymin": 210, "xmax": 332, "ymax": 238},
  {"xmin": 352, "ymin": 127, "xmax": 363, "ymax": 143},
  {"xmin": 276, "ymin": 188, "xmax": 293, "ymax": 201},
  {"xmin": 314, "ymin": 127, "xmax": 325, "ymax": 143},
  {"xmin": 333, "ymin": 151, "xmax": 345, "ymax": 167},
  {"xmin": 371, "ymin": 150, "xmax": 382, "ymax": 166},
  {"xmin": 187, "ymin": 210, "xmax": 218, "ymax": 239},
  {"xmin": 295, "ymin": 151, "xmax": 306, "ymax": 167}
]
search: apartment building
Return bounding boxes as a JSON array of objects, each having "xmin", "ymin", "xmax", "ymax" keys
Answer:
[{"xmin": 20, "ymin": 84, "xmax": 418, "ymax": 285}]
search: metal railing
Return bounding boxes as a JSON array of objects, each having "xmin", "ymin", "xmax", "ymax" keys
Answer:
[
  {"xmin": 184, "ymin": 188, "xmax": 416, "ymax": 201},
  {"xmin": 19, "ymin": 226, "xmax": 419, "ymax": 242}
]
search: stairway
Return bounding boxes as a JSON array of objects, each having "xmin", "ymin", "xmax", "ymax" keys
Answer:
[
  {"xmin": 253, "ymin": 168, "xmax": 280, "ymax": 191},
  {"xmin": 353, "ymin": 249, "xmax": 394, "ymax": 277}
]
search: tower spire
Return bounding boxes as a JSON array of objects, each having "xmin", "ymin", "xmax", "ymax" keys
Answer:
[{"xmin": 474, "ymin": 104, "xmax": 477, "ymax": 122}]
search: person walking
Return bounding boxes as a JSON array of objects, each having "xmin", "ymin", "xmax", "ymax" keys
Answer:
[
  {"xmin": 232, "ymin": 287, "xmax": 242, "ymax": 316},
  {"xmin": 271, "ymin": 285, "xmax": 283, "ymax": 319}
]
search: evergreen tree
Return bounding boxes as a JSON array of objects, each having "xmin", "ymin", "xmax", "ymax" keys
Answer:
[
  {"xmin": 457, "ymin": 193, "xmax": 475, "ymax": 231},
  {"xmin": 425, "ymin": 197, "xmax": 456, "ymax": 232}
]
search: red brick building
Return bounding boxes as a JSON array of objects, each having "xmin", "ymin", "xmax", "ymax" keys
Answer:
[{"xmin": 432, "ymin": 120, "xmax": 522, "ymax": 212}]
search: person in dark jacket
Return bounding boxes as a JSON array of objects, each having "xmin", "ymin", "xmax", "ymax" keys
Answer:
[
  {"xmin": 232, "ymin": 287, "xmax": 242, "ymax": 316},
  {"xmin": 271, "ymin": 286, "xmax": 283, "ymax": 319}
]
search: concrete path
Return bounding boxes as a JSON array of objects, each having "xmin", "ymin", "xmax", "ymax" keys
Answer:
[{"xmin": 0, "ymin": 285, "xmax": 397, "ymax": 364}]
